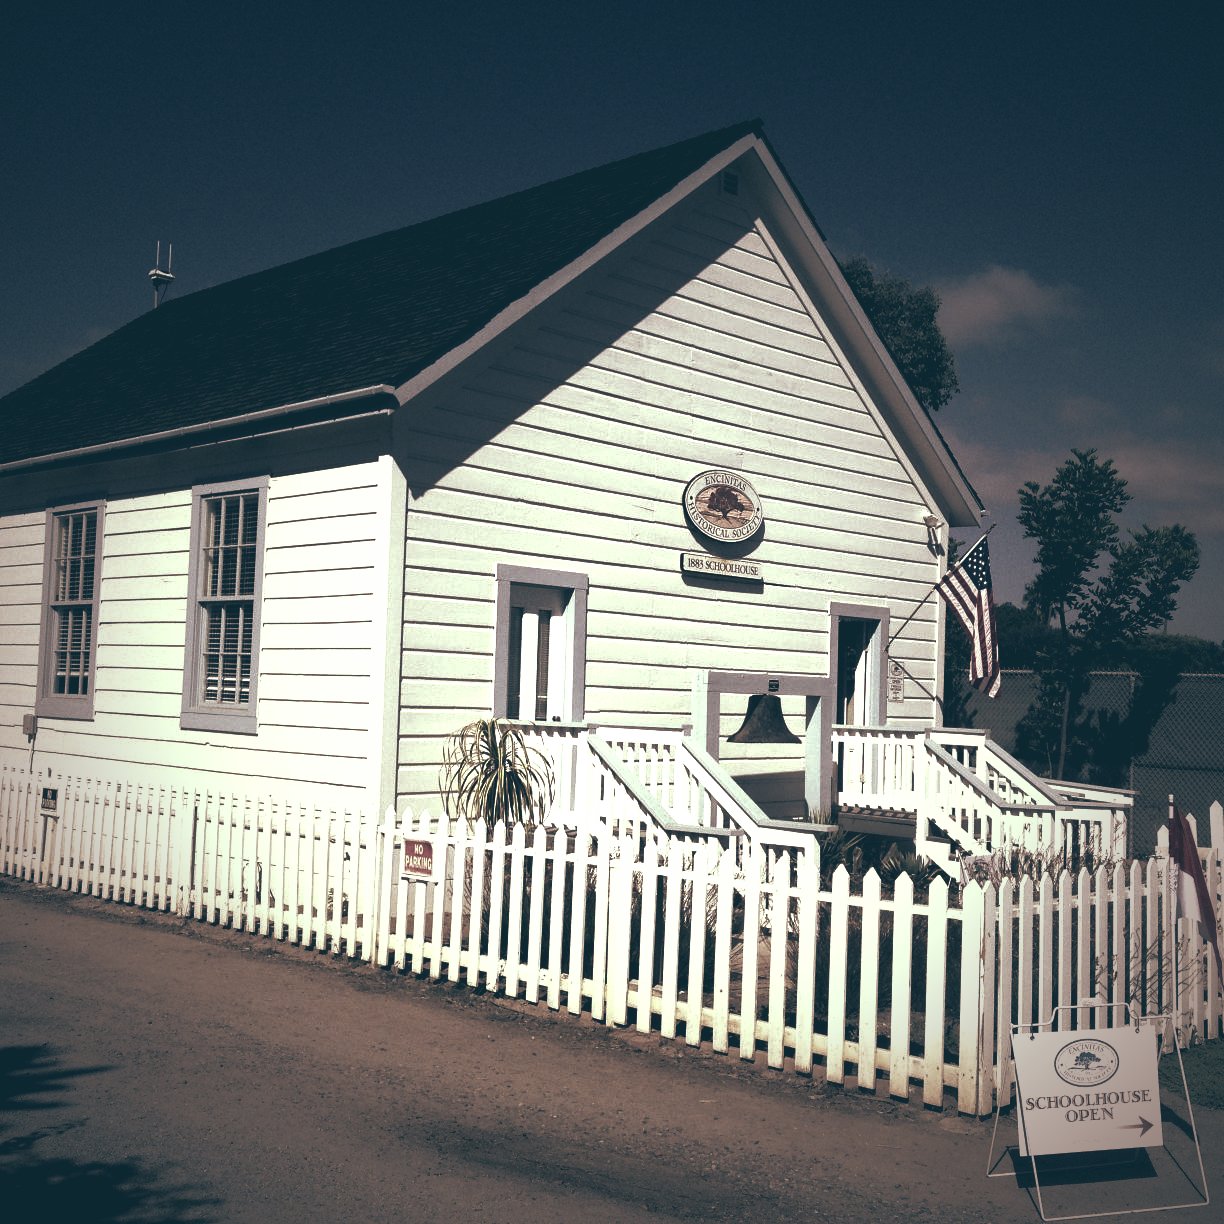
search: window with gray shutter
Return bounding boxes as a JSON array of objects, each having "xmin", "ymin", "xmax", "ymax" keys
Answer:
[
  {"xmin": 37, "ymin": 503, "xmax": 104, "ymax": 719},
  {"xmin": 182, "ymin": 478, "xmax": 267, "ymax": 733}
]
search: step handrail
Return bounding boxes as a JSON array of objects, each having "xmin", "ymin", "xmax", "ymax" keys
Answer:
[
  {"xmin": 585, "ymin": 735, "xmax": 741, "ymax": 844},
  {"xmin": 924, "ymin": 740, "xmax": 1057, "ymax": 818},
  {"xmin": 964, "ymin": 733, "xmax": 1064, "ymax": 806},
  {"xmin": 676, "ymin": 738, "xmax": 822, "ymax": 849}
]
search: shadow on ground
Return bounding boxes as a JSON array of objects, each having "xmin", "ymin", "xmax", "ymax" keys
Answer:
[{"xmin": 0, "ymin": 1044, "xmax": 219, "ymax": 1223}]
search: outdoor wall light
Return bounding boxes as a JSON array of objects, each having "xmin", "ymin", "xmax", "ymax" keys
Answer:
[{"xmin": 923, "ymin": 514, "xmax": 945, "ymax": 556}]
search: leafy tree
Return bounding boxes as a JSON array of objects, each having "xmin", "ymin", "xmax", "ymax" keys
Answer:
[
  {"xmin": 993, "ymin": 602, "xmax": 1057, "ymax": 668},
  {"xmin": 993, "ymin": 602, "xmax": 1224, "ymax": 675},
  {"xmin": 1015, "ymin": 449, "xmax": 1199, "ymax": 778},
  {"xmin": 840, "ymin": 257, "xmax": 960, "ymax": 414}
]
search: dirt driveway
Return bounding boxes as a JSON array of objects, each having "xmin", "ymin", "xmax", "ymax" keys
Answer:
[{"xmin": 0, "ymin": 878, "xmax": 1216, "ymax": 1222}]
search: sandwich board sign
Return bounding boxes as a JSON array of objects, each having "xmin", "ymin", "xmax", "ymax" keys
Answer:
[{"xmin": 1012, "ymin": 1025, "xmax": 1162, "ymax": 1157}]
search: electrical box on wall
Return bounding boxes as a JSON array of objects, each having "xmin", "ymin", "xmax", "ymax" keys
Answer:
[{"xmin": 22, "ymin": 713, "xmax": 37, "ymax": 738}]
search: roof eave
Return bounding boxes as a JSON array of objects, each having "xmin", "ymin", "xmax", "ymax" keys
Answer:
[{"xmin": 0, "ymin": 383, "xmax": 398, "ymax": 476}]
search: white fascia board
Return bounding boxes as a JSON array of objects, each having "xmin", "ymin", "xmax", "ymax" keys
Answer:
[
  {"xmin": 391, "ymin": 133, "xmax": 761, "ymax": 409},
  {"xmin": 737, "ymin": 140, "xmax": 985, "ymax": 528},
  {"xmin": 751, "ymin": 215, "xmax": 947, "ymax": 524}
]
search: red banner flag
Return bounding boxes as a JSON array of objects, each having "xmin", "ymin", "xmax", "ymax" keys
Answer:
[{"xmin": 1169, "ymin": 803, "xmax": 1223, "ymax": 979}]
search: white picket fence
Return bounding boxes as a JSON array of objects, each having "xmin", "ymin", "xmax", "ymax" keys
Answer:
[
  {"xmin": 2, "ymin": 762, "xmax": 1221, "ymax": 1115},
  {"xmin": 0, "ymin": 765, "xmax": 378, "ymax": 957}
]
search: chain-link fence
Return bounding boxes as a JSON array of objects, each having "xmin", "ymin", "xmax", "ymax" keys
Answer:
[{"xmin": 961, "ymin": 671, "xmax": 1224, "ymax": 857}]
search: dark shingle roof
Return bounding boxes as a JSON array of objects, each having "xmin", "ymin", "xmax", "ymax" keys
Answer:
[{"xmin": 0, "ymin": 121, "xmax": 760, "ymax": 468}]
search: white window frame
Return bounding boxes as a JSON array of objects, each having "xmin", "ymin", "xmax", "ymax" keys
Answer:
[
  {"xmin": 493, "ymin": 564, "xmax": 587, "ymax": 723},
  {"xmin": 36, "ymin": 500, "xmax": 105, "ymax": 720},
  {"xmin": 181, "ymin": 476, "xmax": 268, "ymax": 734}
]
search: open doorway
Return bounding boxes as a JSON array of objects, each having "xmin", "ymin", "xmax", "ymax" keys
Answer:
[{"xmin": 832, "ymin": 608, "xmax": 887, "ymax": 727}]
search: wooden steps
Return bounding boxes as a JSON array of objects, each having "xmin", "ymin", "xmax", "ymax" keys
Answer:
[{"xmin": 834, "ymin": 804, "xmax": 918, "ymax": 839}]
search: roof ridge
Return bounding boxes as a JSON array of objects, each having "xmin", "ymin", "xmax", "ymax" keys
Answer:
[
  {"xmin": 167, "ymin": 118, "xmax": 766, "ymax": 309},
  {"xmin": 0, "ymin": 119, "xmax": 765, "ymax": 467}
]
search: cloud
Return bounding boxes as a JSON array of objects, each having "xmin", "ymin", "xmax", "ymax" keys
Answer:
[
  {"xmin": 935, "ymin": 265, "xmax": 1077, "ymax": 349},
  {"xmin": 941, "ymin": 433, "xmax": 1057, "ymax": 513},
  {"xmin": 1106, "ymin": 438, "xmax": 1224, "ymax": 533},
  {"xmin": 944, "ymin": 426, "xmax": 1224, "ymax": 537}
]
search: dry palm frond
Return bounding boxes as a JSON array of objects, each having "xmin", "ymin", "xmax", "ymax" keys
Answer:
[{"xmin": 440, "ymin": 718, "xmax": 555, "ymax": 830}]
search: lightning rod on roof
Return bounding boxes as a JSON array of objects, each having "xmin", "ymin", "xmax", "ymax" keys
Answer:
[{"xmin": 148, "ymin": 241, "xmax": 175, "ymax": 308}]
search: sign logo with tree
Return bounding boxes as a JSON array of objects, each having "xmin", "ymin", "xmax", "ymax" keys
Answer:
[
  {"xmin": 683, "ymin": 470, "xmax": 764, "ymax": 544},
  {"xmin": 1054, "ymin": 1038, "xmax": 1120, "ymax": 1087}
]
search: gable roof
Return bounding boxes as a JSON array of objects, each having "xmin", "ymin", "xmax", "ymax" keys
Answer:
[
  {"xmin": 0, "ymin": 121, "xmax": 760, "ymax": 470},
  {"xmin": 0, "ymin": 120, "xmax": 983, "ymax": 523}
]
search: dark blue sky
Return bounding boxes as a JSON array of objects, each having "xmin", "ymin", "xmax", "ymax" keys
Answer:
[{"xmin": 4, "ymin": 3, "xmax": 1221, "ymax": 637}]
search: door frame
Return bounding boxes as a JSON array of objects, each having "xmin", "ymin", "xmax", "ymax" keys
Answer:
[{"xmin": 829, "ymin": 602, "xmax": 890, "ymax": 727}]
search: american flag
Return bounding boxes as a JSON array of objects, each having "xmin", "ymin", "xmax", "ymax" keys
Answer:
[{"xmin": 937, "ymin": 535, "xmax": 1000, "ymax": 698}]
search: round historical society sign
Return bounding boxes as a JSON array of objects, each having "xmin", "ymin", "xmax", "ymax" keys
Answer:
[
  {"xmin": 1054, "ymin": 1038, "xmax": 1120, "ymax": 1087},
  {"xmin": 683, "ymin": 471, "xmax": 764, "ymax": 544}
]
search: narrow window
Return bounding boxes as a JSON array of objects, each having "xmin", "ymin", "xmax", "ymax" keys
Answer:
[
  {"xmin": 494, "ymin": 566, "xmax": 587, "ymax": 723},
  {"xmin": 182, "ymin": 478, "xmax": 267, "ymax": 733},
  {"xmin": 37, "ymin": 503, "xmax": 104, "ymax": 719}
]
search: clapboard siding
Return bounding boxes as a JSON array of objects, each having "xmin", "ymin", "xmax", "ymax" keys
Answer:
[
  {"xmin": 395, "ymin": 183, "xmax": 948, "ymax": 815},
  {"xmin": 407, "ymin": 510, "xmax": 937, "ymax": 609},
  {"xmin": 410, "ymin": 424, "xmax": 922, "ymax": 526},
  {"xmin": 426, "ymin": 379, "xmax": 923, "ymax": 508},
  {"xmin": 0, "ymin": 457, "xmax": 391, "ymax": 807},
  {"xmin": 469, "ymin": 358, "xmax": 907, "ymax": 476},
  {"xmin": 0, "ymin": 513, "xmax": 43, "ymax": 752},
  {"xmin": 265, "ymin": 569, "xmax": 376, "ymax": 600}
]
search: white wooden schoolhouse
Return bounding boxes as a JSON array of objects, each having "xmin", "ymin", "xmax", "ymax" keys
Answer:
[{"xmin": 0, "ymin": 121, "xmax": 1128, "ymax": 874}]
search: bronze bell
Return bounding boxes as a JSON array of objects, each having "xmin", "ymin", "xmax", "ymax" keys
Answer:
[{"xmin": 726, "ymin": 693, "xmax": 801, "ymax": 744}]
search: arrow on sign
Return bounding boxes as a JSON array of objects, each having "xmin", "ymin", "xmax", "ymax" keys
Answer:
[{"xmin": 1119, "ymin": 1117, "xmax": 1154, "ymax": 1139}]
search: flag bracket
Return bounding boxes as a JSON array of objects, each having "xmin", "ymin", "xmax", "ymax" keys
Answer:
[{"xmin": 889, "ymin": 523, "xmax": 999, "ymax": 697}]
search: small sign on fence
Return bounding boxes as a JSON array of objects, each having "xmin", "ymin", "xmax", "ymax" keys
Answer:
[
  {"xmin": 40, "ymin": 787, "xmax": 57, "ymax": 816},
  {"xmin": 401, "ymin": 837, "xmax": 437, "ymax": 881},
  {"xmin": 1012, "ymin": 1026, "xmax": 1163, "ymax": 1156}
]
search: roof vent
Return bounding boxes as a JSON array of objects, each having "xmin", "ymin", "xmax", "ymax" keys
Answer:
[{"xmin": 148, "ymin": 241, "xmax": 175, "ymax": 309}]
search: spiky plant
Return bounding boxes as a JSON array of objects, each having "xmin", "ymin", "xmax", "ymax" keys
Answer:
[{"xmin": 439, "ymin": 718, "xmax": 555, "ymax": 830}]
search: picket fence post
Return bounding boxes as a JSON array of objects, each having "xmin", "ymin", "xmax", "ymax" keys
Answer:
[
  {"xmin": 791, "ymin": 845, "xmax": 818, "ymax": 1076},
  {"xmin": 888, "ymin": 872, "xmax": 914, "ymax": 1099},
  {"xmin": 825, "ymin": 865, "xmax": 850, "ymax": 1085},
  {"xmin": 956, "ymin": 880, "xmax": 984, "ymax": 1114},
  {"xmin": 856, "ymin": 869, "xmax": 881, "ymax": 1091},
  {"xmin": 605, "ymin": 833, "xmax": 633, "ymax": 1027},
  {"xmin": 923, "ymin": 876, "xmax": 951, "ymax": 1107}
]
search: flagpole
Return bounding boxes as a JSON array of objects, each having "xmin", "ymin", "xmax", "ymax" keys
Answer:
[
  {"xmin": 885, "ymin": 522, "xmax": 996, "ymax": 651},
  {"xmin": 1169, "ymin": 794, "xmax": 1182, "ymax": 1048}
]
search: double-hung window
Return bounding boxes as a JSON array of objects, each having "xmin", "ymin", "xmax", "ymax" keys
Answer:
[
  {"xmin": 181, "ymin": 478, "xmax": 267, "ymax": 733},
  {"xmin": 37, "ymin": 502, "xmax": 104, "ymax": 718},
  {"xmin": 493, "ymin": 565, "xmax": 587, "ymax": 723}
]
